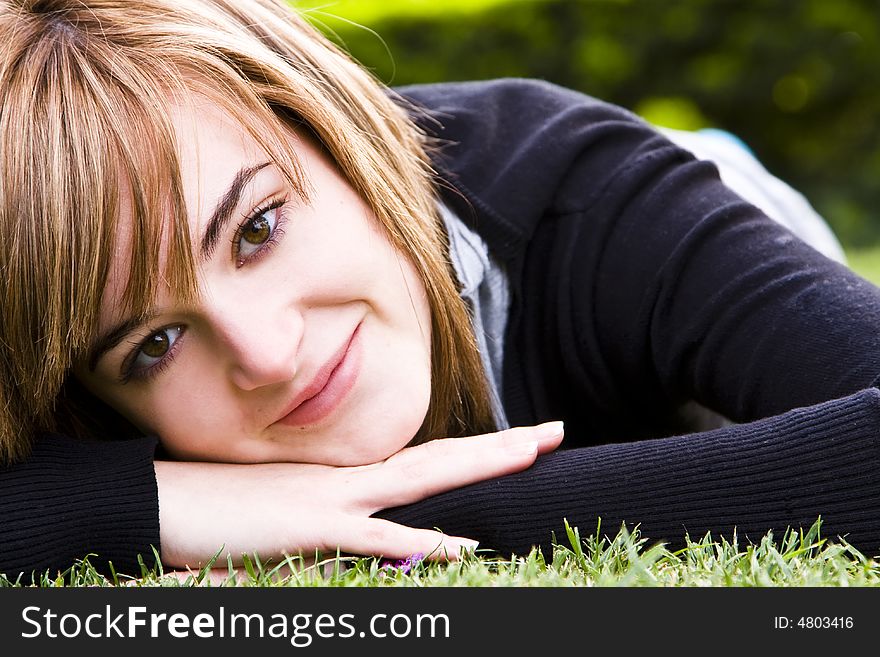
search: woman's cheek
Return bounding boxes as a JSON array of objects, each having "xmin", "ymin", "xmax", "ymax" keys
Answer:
[{"xmin": 151, "ymin": 392, "xmax": 237, "ymax": 459}]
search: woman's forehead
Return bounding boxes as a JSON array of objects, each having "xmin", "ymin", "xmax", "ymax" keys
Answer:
[{"xmin": 169, "ymin": 99, "xmax": 267, "ymax": 215}]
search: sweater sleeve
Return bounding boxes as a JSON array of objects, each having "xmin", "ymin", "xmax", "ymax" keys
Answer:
[
  {"xmin": 377, "ymin": 388, "xmax": 880, "ymax": 558},
  {"xmin": 0, "ymin": 433, "xmax": 161, "ymax": 580}
]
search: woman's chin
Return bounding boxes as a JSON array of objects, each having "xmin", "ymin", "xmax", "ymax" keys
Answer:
[
  {"xmin": 327, "ymin": 421, "xmax": 427, "ymax": 465},
  {"xmin": 154, "ymin": 383, "xmax": 431, "ymax": 466},
  {"xmin": 330, "ymin": 403, "xmax": 430, "ymax": 465}
]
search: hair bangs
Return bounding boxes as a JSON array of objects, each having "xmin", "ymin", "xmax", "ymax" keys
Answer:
[{"xmin": 56, "ymin": 38, "xmax": 203, "ymax": 361}]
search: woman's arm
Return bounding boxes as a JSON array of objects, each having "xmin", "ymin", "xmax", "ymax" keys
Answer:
[
  {"xmin": 0, "ymin": 433, "xmax": 159, "ymax": 578},
  {"xmin": 0, "ymin": 423, "xmax": 563, "ymax": 578},
  {"xmin": 378, "ymin": 389, "xmax": 880, "ymax": 558},
  {"xmin": 386, "ymin": 79, "xmax": 880, "ymax": 557}
]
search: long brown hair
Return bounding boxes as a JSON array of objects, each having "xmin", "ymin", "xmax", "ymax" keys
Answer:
[{"xmin": 0, "ymin": 0, "xmax": 496, "ymax": 464}]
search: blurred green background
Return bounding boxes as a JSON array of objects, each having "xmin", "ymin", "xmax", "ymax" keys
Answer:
[{"xmin": 292, "ymin": 0, "xmax": 880, "ymax": 279}]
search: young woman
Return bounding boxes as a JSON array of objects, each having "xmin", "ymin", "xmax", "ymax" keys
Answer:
[{"xmin": 2, "ymin": 0, "xmax": 879, "ymax": 579}]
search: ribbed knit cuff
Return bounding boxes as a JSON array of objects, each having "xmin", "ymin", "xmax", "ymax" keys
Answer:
[
  {"xmin": 377, "ymin": 389, "xmax": 880, "ymax": 558},
  {"xmin": 0, "ymin": 434, "xmax": 160, "ymax": 580}
]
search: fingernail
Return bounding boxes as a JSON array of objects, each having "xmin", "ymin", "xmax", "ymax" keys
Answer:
[
  {"xmin": 506, "ymin": 440, "xmax": 538, "ymax": 456},
  {"xmin": 502, "ymin": 421, "xmax": 564, "ymax": 447},
  {"xmin": 536, "ymin": 420, "xmax": 564, "ymax": 439}
]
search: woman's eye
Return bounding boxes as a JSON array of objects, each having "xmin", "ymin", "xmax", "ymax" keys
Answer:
[
  {"xmin": 237, "ymin": 205, "xmax": 279, "ymax": 259},
  {"xmin": 132, "ymin": 326, "xmax": 183, "ymax": 371}
]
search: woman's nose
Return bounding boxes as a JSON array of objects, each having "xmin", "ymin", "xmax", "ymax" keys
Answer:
[{"xmin": 208, "ymin": 298, "xmax": 304, "ymax": 392}]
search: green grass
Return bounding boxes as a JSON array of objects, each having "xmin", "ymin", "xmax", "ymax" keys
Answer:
[{"xmin": 3, "ymin": 519, "xmax": 878, "ymax": 587}]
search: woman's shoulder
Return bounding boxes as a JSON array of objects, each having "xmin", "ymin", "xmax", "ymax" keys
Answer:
[
  {"xmin": 394, "ymin": 77, "xmax": 628, "ymax": 120},
  {"xmin": 393, "ymin": 77, "xmax": 650, "ymax": 158},
  {"xmin": 393, "ymin": 78, "xmax": 674, "ymax": 256}
]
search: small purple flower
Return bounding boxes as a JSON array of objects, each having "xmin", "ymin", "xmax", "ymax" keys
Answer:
[{"xmin": 380, "ymin": 553, "xmax": 425, "ymax": 575}]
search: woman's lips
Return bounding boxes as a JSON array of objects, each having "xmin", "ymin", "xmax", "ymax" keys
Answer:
[{"xmin": 275, "ymin": 322, "xmax": 363, "ymax": 428}]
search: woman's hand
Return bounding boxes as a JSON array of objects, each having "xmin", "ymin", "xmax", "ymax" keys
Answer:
[{"xmin": 154, "ymin": 422, "xmax": 564, "ymax": 569}]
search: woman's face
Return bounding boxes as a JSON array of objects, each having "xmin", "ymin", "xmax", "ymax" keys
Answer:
[{"xmin": 76, "ymin": 100, "xmax": 433, "ymax": 465}]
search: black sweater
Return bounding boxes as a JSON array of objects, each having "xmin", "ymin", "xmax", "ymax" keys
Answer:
[{"xmin": 3, "ymin": 79, "xmax": 880, "ymax": 577}]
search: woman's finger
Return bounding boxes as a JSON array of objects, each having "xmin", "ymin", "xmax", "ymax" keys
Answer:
[
  {"xmin": 361, "ymin": 422, "xmax": 564, "ymax": 509},
  {"xmin": 336, "ymin": 517, "xmax": 479, "ymax": 561}
]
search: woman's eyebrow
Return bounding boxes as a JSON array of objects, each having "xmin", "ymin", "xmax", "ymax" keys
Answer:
[{"xmin": 199, "ymin": 161, "xmax": 271, "ymax": 260}]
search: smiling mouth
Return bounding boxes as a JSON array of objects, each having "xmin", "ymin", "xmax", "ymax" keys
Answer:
[{"xmin": 275, "ymin": 322, "xmax": 363, "ymax": 428}]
